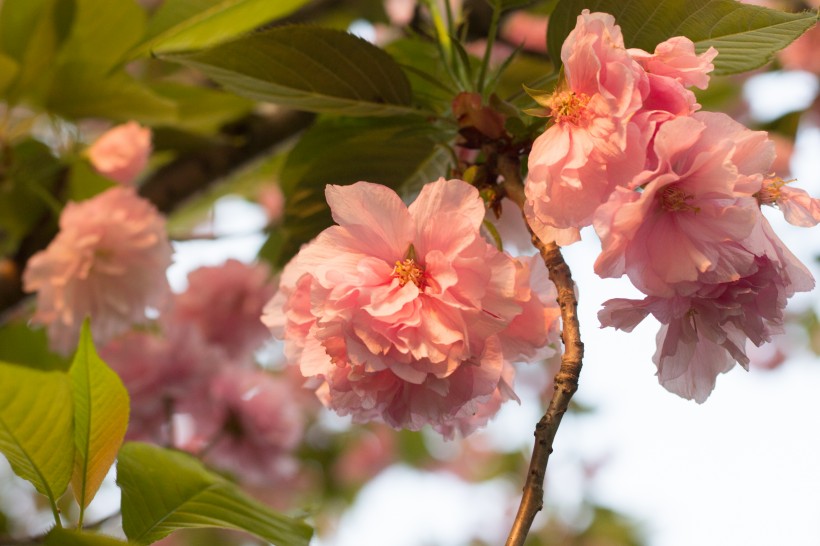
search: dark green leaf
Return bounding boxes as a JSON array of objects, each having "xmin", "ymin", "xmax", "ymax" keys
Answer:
[
  {"xmin": 46, "ymin": 529, "xmax": 132, "ymax": 546},
  {"xmin": 548, "ymin": 0, "xmax": 817, "ymax": 75},
  {"xmin": 134, "ymin": 0, "xmax": 311, "ymax": 56},
  {"xmin": 0, "ymin": 54, "xmax": 19, "ymax": 95},
  {"xmin": 0, "ymin": 361, "xmax": 74, "ymax": 502},
  {"xmin": 0, "ymin": 322, "xmax": 70, "ymax": 372},
  {"xmin": 118, "ymin": 442, "xmax": 313, "ymax": 546},
  {"xmin": 150, "ymin": 82, "xmax": 254, "ymax": 134},
  {"xmin": 162, "ymin": 26, "xmax": 418, "ymax": 116},
  {"xmin": 261, "ymin": 116, "xmax": 452, "ymax": 267},
  {"xmin": 45, "ymin": 67, "xmax": 177, "ymax": 123},
  {"xmin": 70, "ymin": 321, "xmax": 129, "ymax": 512}
]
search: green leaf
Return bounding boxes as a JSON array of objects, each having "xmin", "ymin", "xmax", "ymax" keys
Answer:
[
  {"xmin": 70, "ymin": 321, "xmax": 129, "ymax": 513},
  {"xmin": 67, "ymin": 161, "xmax": 117, "ymax": 202},
  {"xmin": 0, "ymin": 322, "xmax": 70, "ymax": 372},
  {"xmin": 548, "ymin": 0, "xmax": 818, "ymax": 75},
  {"xmin": 0, "ymin": 361, "xmax": 74, "ymax": 503},
  {"xmin": 54, "ymin": 0, "xmax": 146, "ymax": 72},
  {"xmin": 149, "ymin": 82, "xmax": 254, "ymax": 134},
  {"xmin": 0, "ymin": 53, "xmax": 19, "ymax": 95},
  {"xmin": 260, "ymin": 116, "xmax": 451, "ymax": 267},
  {"xmin": 46, "ymin": 528, "xmax": 132, "ymax": 546},
  {"xmin": 118, "ymin": 442, "xmax": 313, "ymax": 546},
  {"xmin": 162, "ymin": 26, "xmax": 418, "ymax": 116},
  {"xmin": 0, "ymin": 0, "xmax": 71, "ymax": 103},
  {"xmin": 134, "ymin": 0, "xmax": 311, "ymax": 56},
  {"xmin": 45, "ymin": 67, "xmax": 177, "ymax": 123}
]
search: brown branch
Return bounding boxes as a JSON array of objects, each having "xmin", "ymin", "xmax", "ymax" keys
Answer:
[{"xmin": 499, "ymin": 156, "xmax": 584, "ymax": 546}]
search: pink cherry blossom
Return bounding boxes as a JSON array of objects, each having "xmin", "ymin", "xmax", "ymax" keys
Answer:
[
  {"xmin": 165, "ymin": 259, "xmax": 275, "ymax": 359},
  {"xmin": 201, "ymin": 369, "xmax": 304, "ymax": 485},
  {"xmin": 23, "ymin": 187, "xmax": 173, "ymax": 354},
  {"xmin": 599, "ymin": 249, "xmax": 813, "ymax": 402},
  {"xmin": 756, "ymin": 177, "xmax": 820, "ymax": 227},
  {"xmin": 100, "ymin": 326, "xmax": 223, "ymax": 443},
  {"xmin": 594, "ymin": 112, "xmax": 772, "ymax": 296},
  {"xmin": 524, "ymin": 10, "xmax": 649, "ymax": 245},
  {"xmin": 629, "ymin": 37, "xmax": 717, "ymax": 90},
  {"xmin": 258, "ymin": 184, "xmax": 285, "ymax": 225},
  {"xmin": 87, "ymin": 122, "xmax": 152, "ymax": 185},
  {"xmin": 263, "ymin": 178, "xmax": 558, "ymax": 436}
]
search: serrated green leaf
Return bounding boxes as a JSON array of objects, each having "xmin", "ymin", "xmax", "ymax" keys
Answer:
[
  {"xmin": 162, "ymin": 26, "xmax": 418, "ymax": 116},
  {"xmin": 260, "ymin": 117, "xmax": 452, "ymax": 267},
  {"xmin": 0, "ymin": 361, "xmax": 74, "ymax": 503},
  {"xmin": 54, "ymin": 0, "xmax": 145, "ymax": 72},
  {"xmin": 70, "ymin": 321, "xmax": 129, "ymax": 514},
  {"xmin": 45, "ymin": 67, "xmax": 177, "ymax": 123},
  {"xmin": 133, "ymin": 0, "xmax": 311, "ymax": 57},
  {"xmin": 548, "ymin": 0, "xmax": 817, "ymax": 75},
  {"xmin": 118, "ymin": 442, "xmax": 313, "ymax": 546},
  {"xmin": 46, "ymin": 528, "xmax": 132, "ymax": 546}
]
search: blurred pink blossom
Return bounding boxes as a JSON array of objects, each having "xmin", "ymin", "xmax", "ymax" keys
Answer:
[
  {"xmin": 258, "ymin": 185, "xmax": 285, "ymax": 225},
  {"xmin": 166, "ymin": 259, "xmax": 276, "ymax": 359},
  {"xmin": 23, "ymin": 187, "xmax": 172, "ymax": 354},
  {"xmin": 264, "ymin": 178, "xmax": 559, "ymax": 437},
  {"xmin": 500, "ymin": 11, "xmax": 548, "ymax": 53},
  {"xmin": 779, "ymin": 22, "xmax": 820, "ymax": 74},
  {"xmin": 87, "ymin": 121, "xmax": 152, "ymax": 185},
  {"xmin": 201, "ymin": 369, "xmax": 304, "ymax": 485},
  {"xmin": 332, "ymin": 425, "xmax": 396, "ymax": 487},
  {"xmin": 100, "ymin": 326, "xmax": 222, "ymax": 443}
]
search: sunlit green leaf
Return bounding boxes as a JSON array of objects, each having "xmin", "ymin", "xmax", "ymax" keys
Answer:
[
  {"xmin": 70, "ymin": 321, "xmax": 129, "ymax": 513},
  {"xmin": 118, "ymin": 442, "xmax": 313, "ymax": 546},
  {"xmin": 162, "ymin": 26, "xmax": 418, "ymax": 116},
  {"xmin": 0, "ymin": 361, "xmax": 74, "ymax": 503},
  {"xmin": 260, "ymin": 116, "xmax": 452, "ymax": 267},
  {"xmin": 548, "ymin": 0, "xmax": 817, "ymax": 75},
  {"xmin": 54, "ymin": 0, "xmax": 145, "ymax": 71},
  {"xmin": 133, "ymin": 0, "xmax": 311, "ymax": 56},
  {"xmin": 67, "ymin": 161, "xmax": 117, "ymax": 202},
  {"xmin": 45, "ymin": 528, "xmax": 132, "ymax": 546}
]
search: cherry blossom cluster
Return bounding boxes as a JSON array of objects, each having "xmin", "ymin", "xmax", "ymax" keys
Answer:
[
  {"xmin": 525, "ymin": 10, "xmax": 820, "ymax": 401},
  {"xmin": 101, "ymin": 259, "xmax": 305, "ymax": 485},
  {"xmin": 264, "ymin": 178, "xmax": 561, "ymax": 437}
]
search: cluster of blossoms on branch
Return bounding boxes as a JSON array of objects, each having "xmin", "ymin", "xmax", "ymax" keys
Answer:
[
  {"xmin": 525, "ymin": 10, "xmax": 820, "ymax": 402},
  {"xmin": 264, "ymin": 179, "xmax": 562, "ymax": 438}
]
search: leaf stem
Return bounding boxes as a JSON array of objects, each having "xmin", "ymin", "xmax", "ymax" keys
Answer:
[{"xmin": 499, "ymin": 155, "xmax": 585, "ymax": 546}]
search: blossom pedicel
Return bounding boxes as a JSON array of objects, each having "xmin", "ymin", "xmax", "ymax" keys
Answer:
[{"xmin": 263, "ymin": 178, "xmax": 560, "ymax": 437}]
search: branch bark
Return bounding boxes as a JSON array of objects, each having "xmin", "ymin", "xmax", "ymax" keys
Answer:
[{"xmin": 499, "ymin": 156, "xmax": 585, "ymax": 546}]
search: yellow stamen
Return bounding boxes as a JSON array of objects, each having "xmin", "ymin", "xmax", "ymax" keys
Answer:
[
  {"xmin": 755, "ymin": 176, "xmax": 791, "ymax": 206},
  {"xmin": 392, "ymin": 258, "xmax": 425, "ymax": 288},
  {"xmin": 660, "ymin": 185, "xmax": 700, "ymax": 213},
  {"xmin": 549, "ymin": 91, "xmax": 591, "ymax": 125}
]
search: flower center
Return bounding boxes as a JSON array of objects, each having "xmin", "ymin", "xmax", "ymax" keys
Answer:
[
  {"xmin": 549, "ymin": 91, "xmax": 591, "ymax": 125},
  {"xmin": 392, "ymin": 258, "xmax": 425, "ymax": 288},
  {"xmin": 659, "ymin": 185, "xmax": 700, "ymax": 213},
  {"xmin": 755, "ymin": 176, "xmax": 787, "ymax": 206}
]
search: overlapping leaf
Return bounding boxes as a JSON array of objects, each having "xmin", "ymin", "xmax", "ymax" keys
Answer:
[
  {"xmin": 133, "ymin": 0, "xmax": 311, "ymax": 56},
  {"xmin": 45, "ymin": 529, "xmax": 131, "ymax": 546},
  {"xmin": 162, "ymin": 26, "xmax": 417, "ymax": 116},
  {"xmin": 0, "ymin": 361, "xmax": 74, "ymax": 503},
  {"xmin": 548, "ymin": 0, "xmax": 817, "ymax": 75},
  {"xmin": 260, "ymin": 116, "xmax": 452, "ymax": 267},
  {"xmin": 118, "ymin": 442, "xmax": 313, "ymax": 546},
  {"xmin": 70, "ymin": 322, "xmax": 129, "ymax": 513}
]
